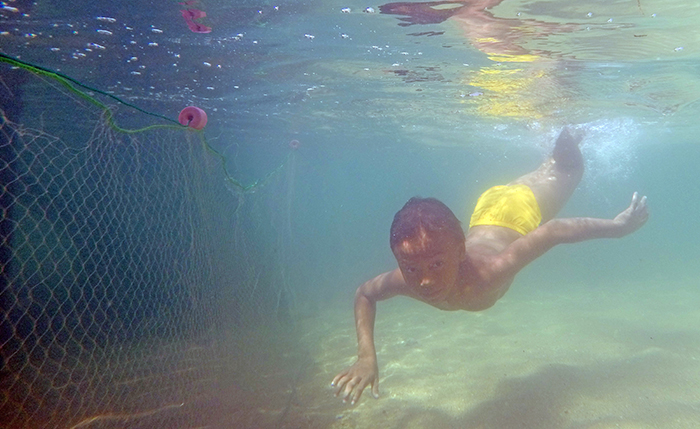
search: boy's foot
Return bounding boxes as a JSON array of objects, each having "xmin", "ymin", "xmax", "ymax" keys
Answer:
[{"xmin": 553, "ymin": 126, "xmax": 584, "ymax": 170}]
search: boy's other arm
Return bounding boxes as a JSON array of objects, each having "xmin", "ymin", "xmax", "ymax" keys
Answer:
[
  {"xmin": 332, "ymin": 268, "xmax": 405, "ymax": 404},
  {"xmin": 355, "ymin": 269, "xmax": 405, "ymax": 361},
  {"xmin": 496, "ymin": 192, "xmax": 648, "ymax": 275}
]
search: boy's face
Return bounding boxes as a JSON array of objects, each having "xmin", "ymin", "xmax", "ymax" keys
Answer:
[{"xmin": 392, "ymin": 228, "xmax": 465, "ymax": 304}]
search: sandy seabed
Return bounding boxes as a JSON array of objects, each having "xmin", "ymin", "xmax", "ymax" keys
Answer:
[{"xmin": 294, "ymin": 275, "xmax": 700, "ymax": 429}]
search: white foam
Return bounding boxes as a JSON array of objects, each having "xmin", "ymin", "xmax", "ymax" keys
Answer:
[{"xmin": 579, "ymin": 118, "xmax": 639, "ymax": 184}]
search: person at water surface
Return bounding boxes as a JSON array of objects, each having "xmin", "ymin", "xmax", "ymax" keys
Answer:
[{"xmin": 331, "ymin": 127, "xmax": 649, "ymax": 404}]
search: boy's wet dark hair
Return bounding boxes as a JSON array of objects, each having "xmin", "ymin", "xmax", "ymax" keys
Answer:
[{"xmin": 390, "ymin": 197, "xmax": 465, "ymax": 250}]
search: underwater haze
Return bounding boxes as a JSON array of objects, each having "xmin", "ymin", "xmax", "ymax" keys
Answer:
[{"xmin": 2, "ymin": 0, "xmax": 700, "ymax": 427}]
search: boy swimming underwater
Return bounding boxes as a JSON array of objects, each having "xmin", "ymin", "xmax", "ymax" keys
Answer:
[{"xmin": 331, "ymin": 127, "xmax": 649, "ymax": 404}]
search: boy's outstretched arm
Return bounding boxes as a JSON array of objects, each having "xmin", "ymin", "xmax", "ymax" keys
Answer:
[
  {"xmin": 331, "ymin": 269, "xmax": 405, "ymax": 404},
  {"xmin": 496, "ymin": 192, "xmax": 649, "ymax": 275}
]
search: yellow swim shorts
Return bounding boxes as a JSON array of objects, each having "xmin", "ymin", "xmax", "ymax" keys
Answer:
[{"xmin": 469, "ymin": 184, "xmax": 542, "ymax": 235}]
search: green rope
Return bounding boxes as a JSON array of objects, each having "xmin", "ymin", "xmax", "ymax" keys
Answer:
[
  {"xmin": 0, "ymin": 52, "xmax": 292, "ymax": 194},
  {"xmin": 0, "ymin": 52, "xmax": 180, "ymax": 128}
]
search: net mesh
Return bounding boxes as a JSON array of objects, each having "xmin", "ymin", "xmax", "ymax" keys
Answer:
[{"xmin": 1, "ymin": 64, "xmax": 302, "ymax": 428}]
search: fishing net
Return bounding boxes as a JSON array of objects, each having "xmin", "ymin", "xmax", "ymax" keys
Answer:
[{"xmin": 0, "ymin": 55, "xmax": 304, "ymax": 428}]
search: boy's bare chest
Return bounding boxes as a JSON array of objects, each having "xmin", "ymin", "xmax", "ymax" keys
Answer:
[{"xmin": 432, "ymin": 258, "xmax": 513, "ymax": 311}]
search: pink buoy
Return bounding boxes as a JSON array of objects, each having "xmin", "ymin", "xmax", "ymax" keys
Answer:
[
  {"xmin": 180, "ymin": 9, "xmax": 212, "ymax": 33},
  {"xmin": 178, "ymin": 106, "xmax": 208, "ymax": 130}
]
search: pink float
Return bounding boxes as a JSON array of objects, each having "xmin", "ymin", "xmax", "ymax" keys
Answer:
[
  {"xmin": 180, "ymin": 9, "xmax": 212, "ymax": 33},
  {"xmin": 178, "ymin": 106, "xmax": 208, "ymax": 130},
  {"xmin": 181, "ymin": 9, "xmax": 206, "ymax": 20}
]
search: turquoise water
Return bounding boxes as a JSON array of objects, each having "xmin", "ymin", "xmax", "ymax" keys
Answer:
[{"xmin": 3, "ymin": 0, "xmax": 700, "ymax": 427}]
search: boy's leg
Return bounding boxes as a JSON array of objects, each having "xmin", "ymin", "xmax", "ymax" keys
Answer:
[{"xmin": 508, "ymin": 127, "xmax": 584, "ymax": 222}]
